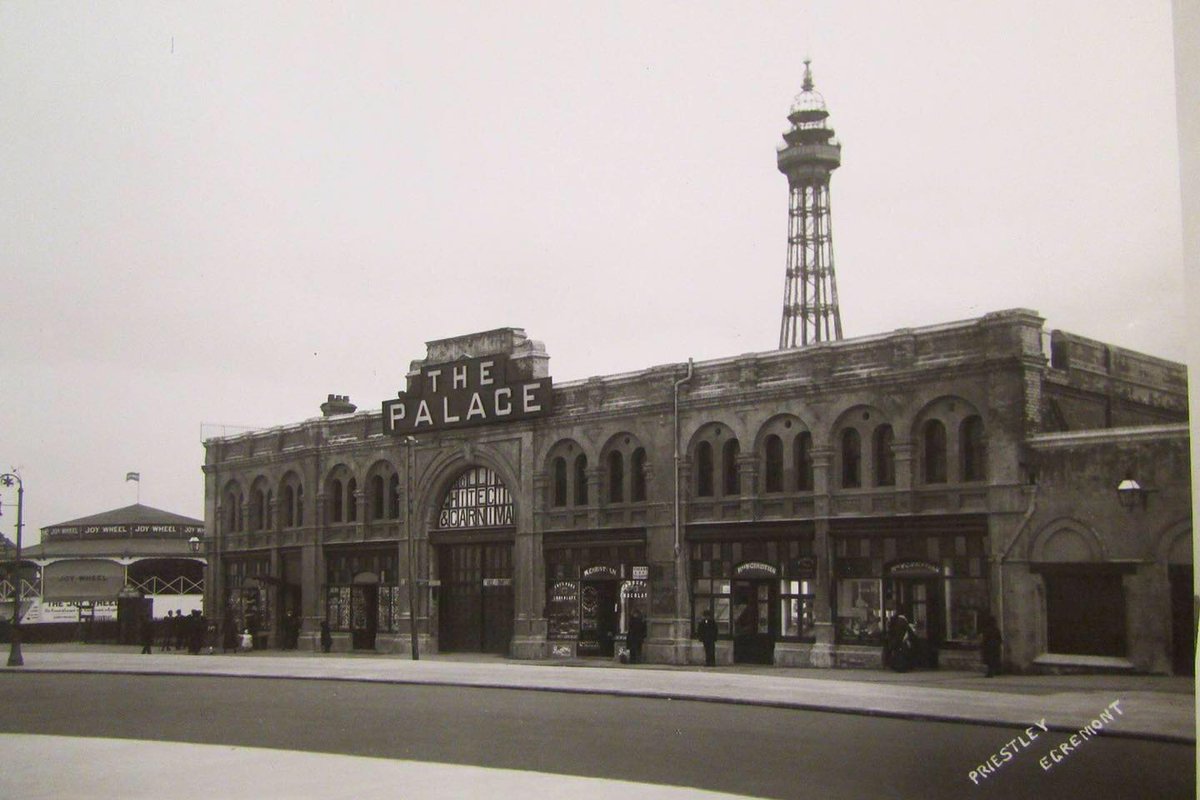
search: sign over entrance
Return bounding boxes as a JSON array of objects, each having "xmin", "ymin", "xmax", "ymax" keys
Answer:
[{"xmin": 383, "ymin": 354, "xmax": 552, "ymax": 435}]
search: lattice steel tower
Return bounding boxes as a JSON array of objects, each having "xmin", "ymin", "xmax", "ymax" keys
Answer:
[{"xmin": 778, "ymin": 60, "xmax": 843, "ymax": 348}]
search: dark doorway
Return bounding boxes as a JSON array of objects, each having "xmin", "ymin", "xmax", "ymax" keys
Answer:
[
  {"xmin": 438, "ymin": 542, "xmax": 513, "ymax": 654},
  {"xmin": 579, "ymin": 580, "xmax": 619, "ymax": 657},
  {"xmin": 888, "ymin": 577, "xmax": 943, "ymax": 668},
  {"xmin": 732, "ymin": 580, "xmax": 776, "ymax": 664},
  {"xmin": 1169, "ymin": 565, "xmax": 1194, "ymax": 676},
  {"xmin": 1045, "ymin": 573, "xmax": 1125, "ymax": 656},
  {"xmin": 350, "ymin": 585, "xmax": 378, "ymax": 650}
]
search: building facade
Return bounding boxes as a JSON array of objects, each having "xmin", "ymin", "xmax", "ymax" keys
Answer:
[{"xmin": 201, "ymin": 315, "xmax": 1192, "ymax": 674}]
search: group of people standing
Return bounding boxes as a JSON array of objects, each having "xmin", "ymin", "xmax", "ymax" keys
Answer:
[{"xmin": 139, "ymin": 609, "xmax": 213, "ymax": 655}]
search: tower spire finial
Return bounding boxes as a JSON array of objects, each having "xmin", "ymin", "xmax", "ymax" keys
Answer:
[{"xmin": 802, "ymin": 58, "xmax": 814, "ymax": 92}]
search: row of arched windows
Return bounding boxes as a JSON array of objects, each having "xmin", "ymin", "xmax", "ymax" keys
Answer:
[
  {"xmin": 547, "ymin": 438, "xmax": 649, "ymax": 509},
  {"xmin": 220, "ymin": 465, "xmax": 401, "ymax": 533}
]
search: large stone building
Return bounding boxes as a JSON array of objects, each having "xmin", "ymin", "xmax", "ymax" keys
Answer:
[{"xmin": 201, "ymin": 315, "xmax": 1192, "ymax": 674}]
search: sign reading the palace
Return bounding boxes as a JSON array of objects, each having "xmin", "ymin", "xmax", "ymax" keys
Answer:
[{"xmin": 383, "ymin": 354, "xmax": 552, "ymax": 435}]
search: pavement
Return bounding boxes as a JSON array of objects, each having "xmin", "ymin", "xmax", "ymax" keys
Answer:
[{"xmin": 5, "ymin": 643, "xmax": 1196, "ymax": 743}]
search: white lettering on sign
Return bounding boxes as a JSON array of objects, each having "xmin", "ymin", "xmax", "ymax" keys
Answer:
[{"xmin": 382, "ymin": 354, "xmax": 552, "ymax": 435}]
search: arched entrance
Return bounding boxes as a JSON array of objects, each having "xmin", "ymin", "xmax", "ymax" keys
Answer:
[{"xmin": 432, "ymin": 466, "xmax": 515, "ymax": 654}]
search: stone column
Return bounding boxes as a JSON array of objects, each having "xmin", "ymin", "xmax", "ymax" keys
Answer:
[
  {"xmin": 736, "ymin": 454, "xmax": 758, "ymax": 517},
  {"xmin": 893, "ymin": 442, "xmax": 915, "ymax": 513}
]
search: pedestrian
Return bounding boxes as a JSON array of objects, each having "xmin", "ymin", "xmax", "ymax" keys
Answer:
[
  {"xmin": 980, "ymin": 613, "xmax": 1002, "ymax": 677},
  {"xmin": 627, "ymin": 609, "xmax": 647, "ymax": 665},
  {"xmin": 320, "ymin": 619, "xmax": 332, "ymax": 653},
  {"xmin": 697, "ymin": 608, "xmax": 718, "ymax": 667},
  {"xmin": 172, "ymin": 609, "xmax": 186, "ymax": 652},
  {"xmin": 239, "ymin": 628, "xmax": 254, "ymax": 653},
  {"xmin": 139, "ymin": 615, "xmax": 154, "ymax": 655},
  {"xmin": 160, "ymin": 610, "xmax": 174, "ymax": 652},
  {"xmin": 886, "ymin": 612, "xmax": 915, "ymax": 672},
  {"xmin": 223, "ymin": 620, "xmax": 238, "ymax": 653}
]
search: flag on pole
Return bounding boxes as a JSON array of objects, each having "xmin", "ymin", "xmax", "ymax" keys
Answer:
[{"xmin": 125, "ymin": 472, "xmax": 140, "ymax": 482}]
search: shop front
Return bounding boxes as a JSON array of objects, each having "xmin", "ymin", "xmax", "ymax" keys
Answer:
[
  {"xmin": 224, "ymin": 555, "xmax": 270, "ymax": 648},
  {"xmin": 544, "ymin": 530, "xmax": 647, "ymax": 658},
  {"xmin": 687, "ymin": 523, "xmax": 817, "ymax": 665},
  {"xmin": 832, "ymin": 515, "xmax": 989, "ymax": 669},
  {"xmin": 324, "ymin": 547, "xmax": 401, "ymax": 651}
]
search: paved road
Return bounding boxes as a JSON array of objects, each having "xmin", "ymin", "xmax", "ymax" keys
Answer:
[{"xmin": 0, "ymin": 673, "xmax": 1193, "ymax": 799}]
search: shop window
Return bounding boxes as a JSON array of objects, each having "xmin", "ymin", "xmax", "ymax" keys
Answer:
[
  {"xmin": 722, "ymin": 438, "xmax": 740, "ymax": 496},
  {"xmin": 794, "ymin": 431, "xmax": 813, "ymax": 491},
  {"xmin": 631, "ymin": 448, "xmax": 647, "ymax": 502},
  {"xmin": 961, "ymin": 416, "xmax": 986, "ymax": 482},
  {"xmin": 873, "ymin": 425, "xmax": 895, "ymax": 487},
  {"xmin": 574, "ymin": 454, "xmax": 588, "ymax": 506},
  {"xmin": 552, "ymin": 457, "xmax": 567, "ymax": 507},
  {"xmin": 780, "ymin": 580, "xmax": 816, "ymax": 638},
  {"xmin": 692, "ymin": 579, "xmax": 732, "ymax": 637},
  {"xmin": 608, "ymin": 450, "xmax": 625, "ymax": 503},
  {"xmin": 696, "ymin": 441, "xmax": 714, "ymax": 497},
  {"xmin": 841, "ymin": 429, "xmax": 861, "ymax": 488},
  {"xmin": 764, "ymin": 435, "xmax": 783, "ymax": 493},
  {"xmin": 836, "ymin": 578, "xmax": 883, "ymax": 644},
  {"xmin": 923, "ymin": 420, "xmax": 947, "ymax": 484},
  {"xmin": 1044, "ymin": 572, "xmax": 1126, "ymax": 656},
  {"xmin": 388, "ymin": 474, "xmax": 401, "ymax": 519},
  {"xmin": 943, "ymin": 576, "xmax": 989, "ymax": 642},
  {"xmin": 346, "ymin": 478, "xmax": 357, "ymax": 522},
  {"xmin": 370, "ymin": 475, "xmax": 385, "ymax": 521}
]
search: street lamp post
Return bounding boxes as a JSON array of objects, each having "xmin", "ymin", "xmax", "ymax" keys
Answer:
[
  {"xmin": 2, "ymin": 472, "xmax": 25, "ymax": 668},
  {"xmin": 403, "ymin": 437, "xmax": 419, "ymax": 661}
]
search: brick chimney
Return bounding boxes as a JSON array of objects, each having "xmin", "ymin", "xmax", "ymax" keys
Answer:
[{"xmin": 320, "ymin": 394, "xmax": 357, "ymax": 417}]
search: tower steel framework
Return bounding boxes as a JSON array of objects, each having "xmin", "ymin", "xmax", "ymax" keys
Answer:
[{"xmin": 778, "ymin": 60, "xmax": 843, "ymax": 348}]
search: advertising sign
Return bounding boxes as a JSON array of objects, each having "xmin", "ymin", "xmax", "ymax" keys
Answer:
[
  {"xmin": 383, "ymin": 354, "xmax": 552, "ymax": 435},
  {"xmin": 42, "ymin": 560, "xmax": 126, "ymax": 602}
]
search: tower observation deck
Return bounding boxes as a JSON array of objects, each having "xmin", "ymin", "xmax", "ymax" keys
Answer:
[{"xmin": 777, "ymin": 60, "xmax": 843, "ymax": 348}]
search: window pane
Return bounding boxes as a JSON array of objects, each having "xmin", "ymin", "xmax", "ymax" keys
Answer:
[
  {"xmin": 713, "ymin": 579, "xmax": 731, "ymax": 594},
  {"xmin": 713, "ymin": 597, "xmax": 731, "ymax": 635},
  {"xmin": 836, "ymin": 578, "xmax": 883, "ymax": 644},
  {"xmin": 945, "ymin": 578, "xmax": 989, "ymax": 641}
]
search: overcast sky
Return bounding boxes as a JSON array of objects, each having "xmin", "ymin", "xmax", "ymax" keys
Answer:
[{"xmin": 0, "ymin": 1, "xmax": 1187, "ymax": 542}]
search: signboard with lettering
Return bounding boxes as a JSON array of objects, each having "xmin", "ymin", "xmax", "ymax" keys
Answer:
[
  {"xmin": 437, "ymin": 467, "xmax": 514, "ymax": 529},
  {"xmin": 44, "ymin": 523, "xmax": 203, "ymax": 540},
  {"xmin": 735, "ymin": 561, "xmax": 779, "ymax": 579},
  {"xmin": 383, "ymin": 354, "xmax": 552, "ymax": 435},
  {"xmin": 42, "ymin": 560, "xmax": 126, "ymax": 602},
  {"xmin": 887, "ymin": 560, "xmax": 942, "ymax": 577}
]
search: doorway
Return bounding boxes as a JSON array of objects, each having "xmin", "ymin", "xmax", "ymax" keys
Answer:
[
  {"xmin": 732, "ymin": 580, "xmax": 776, "ymax": 664},
  {"xmin": 887, "ymin": 578, "xmax": 943, "ymax": 668},
  {"xmin": 350, "ymin": 584, "xmax": 378, "ymax": 650},
  {"xmin": 438, "ymin": 542, "xmax": 514, "ymax": 654},
  {"xmin": 579, "ymin": 579, "xmax": 619, "ymax": 657}
]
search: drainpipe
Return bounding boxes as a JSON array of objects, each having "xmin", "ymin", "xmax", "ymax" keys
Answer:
[
  {"xmin": 673, "ymin": 359, "xmax": 694, "ymax": 556},
  {"xmin": 997, "ymin": 484, "xmax": 1039, "ymax": 650}
]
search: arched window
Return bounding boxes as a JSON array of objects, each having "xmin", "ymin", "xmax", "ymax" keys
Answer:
[
  {"xmin": 574, "ymin": 454, "xmax": 588, "ymax": 506},
  {"xmin": 370, "ymin": 475, "xmax": 385, "ymax": 521},
  {"xmin": 251, "ymin": 489, "xmax": 265, "ymax": 531},
  {"xmin": 795, "ymin": 432, "xmax": 813, "ymax": 491},
  {"xmin": 764, "ymin": 435, "xmax": 784, "ymax": 493},
  {"xmin": 346, "ymin": 478, "xmax": 358, "ymax": 522},
  {"xmin": 923, "ymin": 420, "xmax": 947, "ymax": 484},
  {"xmin": 224, "ymin": 489, "xmax": 242, "ymax": 533},
  {"xmin": 722, "ymin": 439, "xmax": 740, "ymax": 496},
  {"xmin": 282, "ymin": 486, "xmax": 295, "ymax": 528},
  {"xmin": 266, "ymin": 490, "xmax": 274, "ymax": 530},
  {"xmin": 631, "ymin": 448, "xmax": 647, "ymax": 502},
  {"xmin": 696, "ymin": 441, "xmax": 714, "ymax": 497},
  {"xmin": 330, "ymin": 479, "xmax": 344, "ymax": 523},
  {"xmin": 873, "ymin": 425, "xmax": 895, "ymax": 487},
  {"xmin": 841, "ymin": 429, "xmax": 861, "ymax": 488},
  {"xmin": 296, "ymin": 486, "xmax": 304, "ymax": 526},
  {"xmin": 608, "ymin": 450, "xmax": 625, "ymax": 503},
  {"xmin": 388, "ymin": 474, "xmax": 401, "ymax": 519},
  {"xmin": 961, "ymin": 416, "xmax": 986, "ymax": 482},
  {"xmin": 553, "ymin": 457, "xmax": 568, "ymax": 507}
]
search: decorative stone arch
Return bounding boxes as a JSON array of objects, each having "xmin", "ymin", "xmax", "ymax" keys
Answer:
[
  {"xmin": 364, "ymin": 458, "xmax": 401, "ymax": 522},
  {"xmin": 910, "ymin": 395, "xmax": 984, "ymax": 485},
  {"xmin": 415, "ymin": 443, "xmax": 525, "ymax": 534},
  {"xmin": 828, "ymin": 404, "xmax": 890, "ymax": 490},
  {"xmin": 1029, "ymin": 518, "xmax": 1108, "ymax": 563},
  {"xmin": 1155, "ymin": 519, "xmax": 1194, "ymax": 565},
  {"xmin": 277, "ymin": 470, "xmax": 305, "ymax": 529},
  {"xmin": 599, "ymin": 431, "xmax": 649, "ymax": 505},
  {"xmin": 220, "ymin": 478, "xmax": 245, "ymax": 534},
  {"xmin": 753, "ymin": 413, "xmax": 810, "ymax": 494},
  {"xmin": 687, "ymin": 421, "xmax": 742, "ymax": 499},
  {"xmin": 322, "ymin": 462, "xmax": 357, "ymax": 524},
  {"xmin": 543, "ymin": 438, "xmax": 589, "ymax": 509},
  {"xmin": 248, "ymin": 475, "xmax": 273, "ymax": 532}
]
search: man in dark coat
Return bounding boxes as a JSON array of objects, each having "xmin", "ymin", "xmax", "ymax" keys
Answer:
[
  {"xmin": 627, "ymin": 610, "xmax": 647, "ymax": 665},
  {"xmin": 320, "ymin": 619, "xmax": 333, "ymax": 653},
  {"xmin": 980, "ymin": 614, "xmax": 1002, "ymax": 677},
  {"xmin": 697, "ymin": 608, "xmax": 718, "ymax": 667}
]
